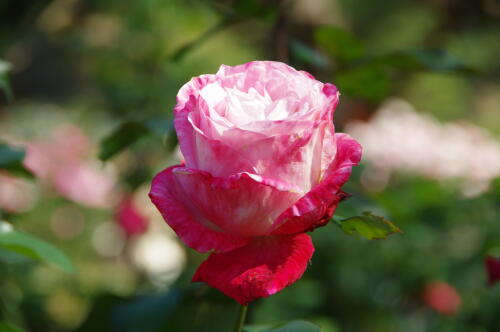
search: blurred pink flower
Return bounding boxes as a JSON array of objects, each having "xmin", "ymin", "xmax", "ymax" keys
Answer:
[
  {"xmin": 422, "ymin": 281, "xmax": 462, "ymax": 316},
  {"xmin": 115, "ymin": 195, "xmax": 149, "ymax": 237},
  {"xmin": 485, "ymin": 256, "xmax": 500, "ymax": 286},
  {"xmin": 23, "ymin": 124, "xmax": 116, "ymax": 208},
  {"xmin": 24, "ymin": 124, "xmax": 90, "ymax": 180},
  {"xmin": 0, "ymin": 171, "xmax": 37, "ymax": 213}
]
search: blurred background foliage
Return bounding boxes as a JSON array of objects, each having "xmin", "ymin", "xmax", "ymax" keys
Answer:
[{"xmin": 1, "ymin": 0, "xmax": 500, "ymax": 331}]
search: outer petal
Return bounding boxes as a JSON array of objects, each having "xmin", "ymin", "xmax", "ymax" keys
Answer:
[
  {"xmin": 149, "ymin": 166, "xmax": 249, "ymax": 253},
  {"xmin": 174, "ymin": 75, "xmax": 218, "ymax": 169},
  {"xmin": 167, "ymin": 167, "xmax": 302, "ymax": 237},
  {"xmin": 192, "ymin": 233, "xmax": 314, "ymax": 305},
  {"xmin": 271, "ymin": 133, "xmax": 362, "ymax": 235}
]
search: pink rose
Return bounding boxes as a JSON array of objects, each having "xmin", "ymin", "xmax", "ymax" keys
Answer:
[{"xmin": 149, "ymin": 61, "xmax": 361, "ymax": 304}]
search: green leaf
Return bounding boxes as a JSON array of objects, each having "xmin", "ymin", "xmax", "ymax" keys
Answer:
[
  {"xmin": 377, "ymin": 49, "xmax": 476, "ymax": 73},
  {"xmin": 314, "ymin": 26, "xmax": 365, "ymax": 63},
  {"xmin": 99, "ymin": 118, "xmax": 176, "ymax": 161},
  {"xmin": 289, "ymin": 40, "xmax": 329, "ymax": 68},
  {"xmin": 0, "ymin": 221, "xmax": 74, "ymax": 272},
  {"xmin": 0, "ymin": 60, "xmax": 13, "ymax": 102},
  {"xmin": 336, "ymin": 64, "xmax": 391, "ymax": 102},
  {"xmin": 99, "ymin": 121, "xmax": 149, "ymax": 161},
  {"xmin": 0, "ymin": 322, "xmax": 25, "ymax": 332},
  {"xmin": 333, "ymin": 212, "xmax": 402, "ymax": 240},
  {"xmin": 0, "ymin": 143, "xmax": 33, "ymax": 178},
  {"xmin": 261, "ymin": 320, "xmax": 321, "ymax": 332}
]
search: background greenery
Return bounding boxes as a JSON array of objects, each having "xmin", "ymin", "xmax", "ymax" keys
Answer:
[{"xmin": 1, "ymin": 0, "xmax": 500, "ymax": 331}]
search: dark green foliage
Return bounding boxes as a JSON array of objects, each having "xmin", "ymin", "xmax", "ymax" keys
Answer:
[
  {"xmin": 0, "ymin": 322, "xmax": 25, "ymax": 332},
  {"xmin": 315, "ymin": 26, "xmax": 365, "ymax": 64},
  {"xmin": 0, "ymin": 144, "xmax": 32, "ymax": 178}
]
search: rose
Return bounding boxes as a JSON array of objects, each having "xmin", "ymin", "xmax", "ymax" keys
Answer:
[{"xmin": 149, "ymin": 61, "xmax": 361, "ymax": 304}]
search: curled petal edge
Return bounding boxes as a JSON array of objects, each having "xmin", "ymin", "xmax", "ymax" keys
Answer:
[{"xmin": 271, "ymin": 133, "xmax": 362, "ymax": 235}]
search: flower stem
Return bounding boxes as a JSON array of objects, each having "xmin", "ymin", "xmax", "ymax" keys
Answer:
[{"xmin": 233, "ymin": 304, "xmax": 248, "ymax": 332}]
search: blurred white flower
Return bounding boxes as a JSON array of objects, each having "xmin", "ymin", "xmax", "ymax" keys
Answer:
[
  {"xmin": 128, "ymin": 198, "xmax": 186, "ymax": 287},
  {"xmin": 130, "ymin": 232, "xmax": 186, "ymax": 287},
  {"xmin": 347, "ymin": 99, "xmax": 500, "ymax": 196}
]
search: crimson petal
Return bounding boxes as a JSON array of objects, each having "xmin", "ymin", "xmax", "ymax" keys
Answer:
[
  {"xmin": 192, "ymin": 233, "xmax": 314, "ymax": 305},
  {"xmin": 149, "ymin": 165, "xmax": 249, "ymax": 253}
]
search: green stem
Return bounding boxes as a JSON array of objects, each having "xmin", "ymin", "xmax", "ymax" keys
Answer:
[{"xmin": 233, "ymin": 304, "xmax": 248, "ymax": 332}]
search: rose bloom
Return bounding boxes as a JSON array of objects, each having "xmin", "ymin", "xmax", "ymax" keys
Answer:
[{"xmin": 149, "ymin": 61, "xmax": 361, "ymax": 304}]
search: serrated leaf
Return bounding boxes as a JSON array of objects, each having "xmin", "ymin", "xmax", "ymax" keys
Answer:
[
  {"xmin": 314, "ymin": 26, "xmax": 365, "ymax": 63},
  {"xmin": 0, "ymin": 322, "xmax": 25, "ymax": 332},
  {"xmin": 0, "ymin": 143, "xmax": 33, "ymax": 178},
  {"xmin": 334, "ymin": 212, "xmax": 402, "ymax": 240},
  {"xmin": 0, "ymin": 221, "xmax": 74, "ymax": 272},
  {"xmin": 262, "ymin": 320, "xmax": 320, "ymax": 332}
]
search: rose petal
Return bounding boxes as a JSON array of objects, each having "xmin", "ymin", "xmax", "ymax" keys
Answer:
[
  {"xmin": 271, "ymin": 133, "xmax": 362, "ymax": 234},
  {"xmin": 192, "ymin": 233, "xmax": 314, "ymax": 305},
  {"xmin": 177, "ymin": 112, "xmax": 258, "ymax": 176},
  {"xmin": 166, "ymin": 167, "xmax": 302, "ymax": 237},
  {"xmin": 237, "ymin": 121, "xmax": 328, "ymax": 192},
  {"xmin": 149, "ymin": 166, "xmax": 249, "ymax": 253}
]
